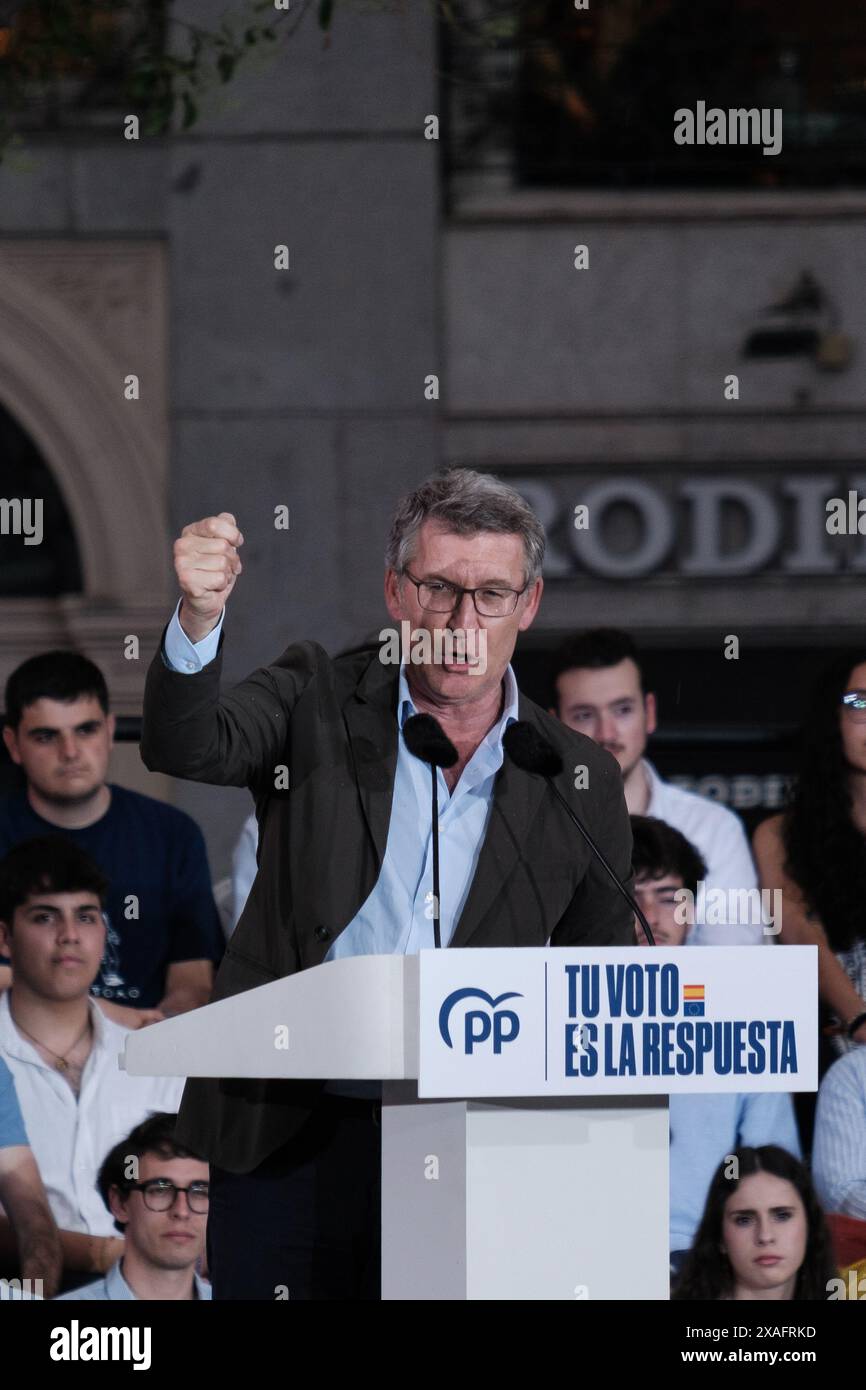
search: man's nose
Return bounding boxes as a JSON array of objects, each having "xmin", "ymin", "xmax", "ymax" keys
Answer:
[
  {"xmin": 638, "ymin": 898, "xmax": 658, "ymax": 928},
  {"xmin": 57, "ymin": 913, "xmax": 82, "ymax": 942},
  {"xmin": 449, "ymin": 591, "xmax": 478, "ymax": 628},
  {"xmin": 597, "ymin": 712, "xmax": 618, "ymax": 743},
  {"xmin": 58, "ymin": 732, "xmax": 79, "ymax": 759}
]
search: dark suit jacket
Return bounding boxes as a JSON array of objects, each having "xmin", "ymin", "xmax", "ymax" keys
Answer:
[{"xmin": 140, "ymin": 628, "xmax": 635, "ymax": 1172}]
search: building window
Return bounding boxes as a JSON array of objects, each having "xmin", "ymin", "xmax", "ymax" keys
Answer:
[{"xmin": 442, "ymin": 1, "xmax": 866, "ymax": 196}]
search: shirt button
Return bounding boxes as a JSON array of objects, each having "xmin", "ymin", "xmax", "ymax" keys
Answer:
[
  {"xmin": 315, "ymin": 926, "xmax": 331, "ymax": 943},
  {"xmin": 184, "ymin": 660, "xmax": 195, "ymax": 670}
]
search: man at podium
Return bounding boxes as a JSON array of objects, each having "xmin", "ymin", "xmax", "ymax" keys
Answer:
[{"xmin": 140, "ymin": 468, "xmax": 635, "ymax": 1299}]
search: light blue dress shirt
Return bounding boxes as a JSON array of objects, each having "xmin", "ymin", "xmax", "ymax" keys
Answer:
[
  {"xmin": 0, "ymin": 1054, "xmax": 28, "ymax": 1150},
  {"xmin": 55, "ymin": 1259, "xmax": 212, "ymax": 1300},
  {"xmin": 162, "ymin": 597, "xmax": 225, "ymax": 672},
  {"xmin": 325, "ymin": 660, "xmax": 519, "ymax": 957}
]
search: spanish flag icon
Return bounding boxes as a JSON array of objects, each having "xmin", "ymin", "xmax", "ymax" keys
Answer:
[{"xmin": 683, "ymin": 984, "xmax": 705, "ymax": 1017}]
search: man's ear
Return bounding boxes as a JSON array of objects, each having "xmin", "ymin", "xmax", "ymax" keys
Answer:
[
  {"xmin": 644, "ymin": 691, "xmax": 658, "ymax": 737},
  {"xmin": 107, "ymin": 1185, "xmax": 130, "ymax": 1229},
  {"xmin": 383, "ymin": 568, "xmax": 404, "ymax": 625},
  {"xmin": 517, "ymin": 576, "xmax": 543, "ymax": 632},
  {"xmin": 1, "ymin": 724, "xmax": 20, "ymax": 766},
  {"xmin": 0, "ymin": 918, "xmax": 11, "ymax": 955}
]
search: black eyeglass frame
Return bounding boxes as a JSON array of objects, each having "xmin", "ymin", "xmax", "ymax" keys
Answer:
[
  {"xmin": 400, "ymin": 568, "xmax": 531, "ymax": 617},
  {"xmin": 124, "ymin": 1179, "xmax": 210, "ymax": 1212}
]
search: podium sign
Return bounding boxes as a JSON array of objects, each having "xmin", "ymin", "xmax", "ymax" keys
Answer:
[
  {"xmin": 121, "ymin": 946, "xmax": 818, "ymax": 1299},
  {"xmin": 418, "ymin": 946, "xmax": 818, "ymax": 1099}
]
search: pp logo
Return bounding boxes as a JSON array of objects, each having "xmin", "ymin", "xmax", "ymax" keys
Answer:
[{"xmin": 438, "ymin": 988, "xmax": 522, "ymax": 1055}]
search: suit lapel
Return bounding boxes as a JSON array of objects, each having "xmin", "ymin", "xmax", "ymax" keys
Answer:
[
  {"xmin": 449, "ymin": 694, "xmax": 548, "ymax": 948},
  {"xmin": 342, "ymin": 653, "xmax": 401, "ymax": 868}
]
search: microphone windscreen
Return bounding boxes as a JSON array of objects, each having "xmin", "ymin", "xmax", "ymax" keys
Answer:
[
  {"xmin": 503, "ymin": 721, "xmax": 564, "ymax": 777},
  {"xmin": 403, "ymin": 713, "xmax": 459, "ymax": 769}
]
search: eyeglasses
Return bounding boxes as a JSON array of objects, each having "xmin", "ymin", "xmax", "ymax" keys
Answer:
[
  {"xmin": 126, "ymin": 1179, "xmax": 210, "ymax": 1214},
  {"xmin": 402, "ymin": 569, "xmax": 528, "ymax": 618},
  {"xmin": 842, "ymin": 690, "xmax": 866, "ymax": 722}
]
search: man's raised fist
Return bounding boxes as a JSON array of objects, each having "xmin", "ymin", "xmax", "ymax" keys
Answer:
[{"xmin": 173, "ymin": 512, "xmax": 244, "ymax": 641}]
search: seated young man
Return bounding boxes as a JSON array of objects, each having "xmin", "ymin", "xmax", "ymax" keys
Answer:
[
  {"xmin": 0, "ymin": 650, "xmax": 224, "ymax": 1026},
  {"xmin": 630, "ymin": 815, "xmax": 802, "ymax": 1276},
  {"xmin": 551, "ymin": 630, "xmax": 765, "ymax": 944},
  {"xmin": 0, "ymin": 836, "xmax": 185, "ymax": 1290},
  {"xmin": 56, "ymin": 1113, "xmax": 210, "ymax": 1301},
  {"xmin": 0, "ymin": 1053, "xmax": 61, "ymax": 1295}
]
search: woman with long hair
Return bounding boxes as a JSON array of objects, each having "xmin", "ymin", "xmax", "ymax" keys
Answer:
[
  {"xmin": 672, "ymin": 1145, "xmax": 835, "ymax": 1300},
  {"xmin": 753, "ymin": 651, "xmax": 866, "ymax": 1055}
]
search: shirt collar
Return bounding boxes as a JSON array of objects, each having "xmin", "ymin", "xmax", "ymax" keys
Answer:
[
  {"xmin": 106, "ymin": 1258, "xmax": 210, "ymax": 1300},
  {"xmin": 105, "ymin": 1259, "xmax": 136, "ymax": 1300},
  {"xmin": 397, "ymin": 663, "xmax": 519, "ymax": 751},
  {"xmin": 0, "ymin": 991, "xmax": 108, "ymax": 1067},
  {"xmin": 641, "ymin": 758, "xmax": 663, "ymax": 815}
]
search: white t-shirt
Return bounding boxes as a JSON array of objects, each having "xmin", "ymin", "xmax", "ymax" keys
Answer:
[
  {"xmin": 0, "ymin": 995, "xmax": 185, "ymax": 1236},
  {"xmin": 643, "ymin": 758, "xmax": 766, "ymax": 945}
]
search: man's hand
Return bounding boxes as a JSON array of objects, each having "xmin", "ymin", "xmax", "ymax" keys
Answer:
[{"xmin": 174, "ymin": 512, "xmax": 244, "ymax": 642}]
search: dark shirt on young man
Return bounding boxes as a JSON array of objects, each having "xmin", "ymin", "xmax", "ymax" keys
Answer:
[{"xmin": 0, "ymin": 784, "xmax": 224, "ymax": 1009}]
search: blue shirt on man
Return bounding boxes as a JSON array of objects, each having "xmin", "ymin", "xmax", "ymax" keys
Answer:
[
  {"xmin": 0, "ymin": 1055, "xmax": 28, "ymax": 1150},
  {"xmin": 55, "ymin": 1259, "xmax": 212, "ymax": 1301}
]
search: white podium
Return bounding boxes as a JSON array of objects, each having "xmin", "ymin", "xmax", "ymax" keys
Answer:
[{"xmin": 121, "ymin": 946, "xmax": 817, "ymax": 1301}]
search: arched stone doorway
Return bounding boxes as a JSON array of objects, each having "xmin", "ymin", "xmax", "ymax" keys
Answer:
[{"xmin": 0, "ymin": 241, "xmax": 171, "ymax": 717}]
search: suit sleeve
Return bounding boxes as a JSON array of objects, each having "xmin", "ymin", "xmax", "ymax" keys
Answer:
[
  {"xmin": 550, "ymin": 750, "xmax": 635, "ymax": 947},
  {"xmin": 140, "ymin": 621, "xmax": 323, "ymax": 790}
]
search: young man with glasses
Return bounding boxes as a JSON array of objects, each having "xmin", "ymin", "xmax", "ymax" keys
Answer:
[{"xmin": 56, "ymin": 1114, "xmax": 211, "ymax": 1301}]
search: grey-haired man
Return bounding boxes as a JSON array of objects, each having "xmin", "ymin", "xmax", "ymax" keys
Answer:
[{"xmin": 141, "ymin": 468, "xmax": 635, "ymax": 1300}]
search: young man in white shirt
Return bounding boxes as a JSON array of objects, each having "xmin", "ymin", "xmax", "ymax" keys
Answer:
[
  {"xmin": 0, "ymin": 836, "xmax": 185, "ymax": 1290},
  {"xmin": 551, "ymin": 628, "xmax": 766, "ymax": 945},
  {"xmin": 56, "ymin": 1113, "xmax": 211, "ymax": 1301}
]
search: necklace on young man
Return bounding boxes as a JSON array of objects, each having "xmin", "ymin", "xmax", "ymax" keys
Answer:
[{"xmin": 13, "ymin": 1017, "xmax": 91, "ymax": 1071}]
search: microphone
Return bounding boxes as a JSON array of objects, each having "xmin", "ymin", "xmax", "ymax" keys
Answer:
[
  {"xmin": 502, "ymin": 721, "xmax": 656, "ymax": 947},
  {"xmin": 403, "ymin": 714, "xmax": 458, "ymax": 949}
]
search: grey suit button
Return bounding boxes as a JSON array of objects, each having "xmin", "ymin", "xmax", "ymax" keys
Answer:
[{"xmin": 315, "ymin": 926, "xmax": 331, "ymax": 942}]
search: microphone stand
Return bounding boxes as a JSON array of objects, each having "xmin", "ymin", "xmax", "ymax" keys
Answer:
[
  {"xmin": 544, "ymin": 778, "xmax": 656, "ymax": 947},
  {"xmin": 430, "ymin": 764, "xmax": 442, "ymax": 950}
]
